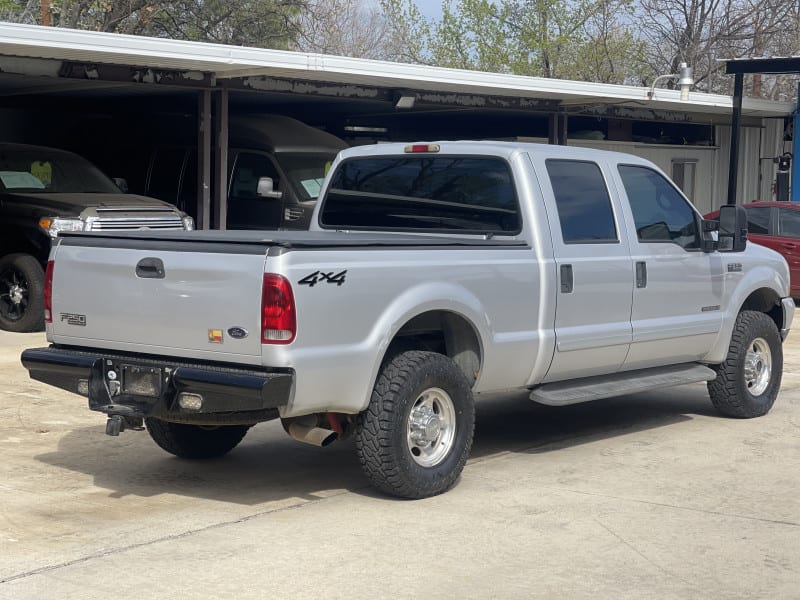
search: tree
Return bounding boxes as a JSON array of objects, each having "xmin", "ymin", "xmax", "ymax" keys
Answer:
[
  {"xmin": 1, "ymin": 0, "xmax": 306, "ymax": 49},
  {"xmin": 293, "ymin": 0, "xmax": 391, "ymax": 59},
  {"xmin": 634, "ymin": 0, "xmax": 797, "ymax": 96},
  {"xmin": 380, "ymin": 0, "xmax": 649, "ymax": 83}
]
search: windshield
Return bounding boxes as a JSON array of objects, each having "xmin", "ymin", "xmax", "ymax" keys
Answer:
[
  {"xmin": 319, "ymin": 155, "xmax": 521, "ymax": 234},
  {"xmin": 274, "ymin": 152, "xmax": 338, "ymax": 201},
  {"xmin": 0, "ymin": 148, "xmax": 120, "ymax": 194}
]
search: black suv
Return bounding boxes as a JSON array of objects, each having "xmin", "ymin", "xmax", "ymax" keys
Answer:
[{"xmin": 0, "ymin": 143, "xmax": 193, "ymax": 332}]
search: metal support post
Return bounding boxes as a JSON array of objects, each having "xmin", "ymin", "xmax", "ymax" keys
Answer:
[
  {"xmin": 792, "ymin": 82, "xmax": 800, "ymax": 202},
  {"xmin": 214, "ymin": 85, "xmax": 229, "ymax": 230},
  {"xmin": 197, "ymin": 90, "xmax": 212, "ymax": 229},
  {"xmin": 726, "ymin": 73, "xmax": 744, "ymax": 205}
]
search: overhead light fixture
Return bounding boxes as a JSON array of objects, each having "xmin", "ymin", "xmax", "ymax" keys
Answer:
[
  {"xmin": 647, "ymin": 62, "xmax": 694, "ymax": 101},
  {"xmin": 395, "ymin": 93, "xmax": 416, "ymax": 109}
]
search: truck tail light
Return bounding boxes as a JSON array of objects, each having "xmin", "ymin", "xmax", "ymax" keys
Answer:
[
  {"xmin": 44, "ymin": 260, "xmax": 54, "ymax": 323},
  {"xmin": 261, "ymin": 274, "xmax": 296, "ymax": 344}
]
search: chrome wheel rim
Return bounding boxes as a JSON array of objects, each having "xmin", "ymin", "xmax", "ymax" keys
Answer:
[
  {"xmin": 744, "ymin": 337, "xmax": 772, "ymax": 396},
  {"xmin": 407, "ymin": 387, "xmax": 457, "ymax": 467},
  {"xmin": 0, "ymin": 267, "xmax": 29, "ymax": 322}
]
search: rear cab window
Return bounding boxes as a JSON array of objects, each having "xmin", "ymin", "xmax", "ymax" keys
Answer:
[{"xmin": 319, "ymin": 155, "xmax": 521, "ymax": 234}]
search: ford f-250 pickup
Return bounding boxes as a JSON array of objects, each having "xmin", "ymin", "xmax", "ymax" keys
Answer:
[{"xmin": 21, "ymin": 141, "xmax": 794, "ymax": 499}]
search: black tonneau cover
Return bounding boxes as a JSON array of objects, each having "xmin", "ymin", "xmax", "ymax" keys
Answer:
[{"xmin": 58, "ymin": 229, "xmax": 528, "ymax": 250}]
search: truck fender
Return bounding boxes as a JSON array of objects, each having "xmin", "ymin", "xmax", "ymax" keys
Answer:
[
  {"xmin": 704, "ymin": 264, "xmax": 787, "ymax": 364},
  {"xmin": 360, "ymin": 281, "xmax": 491, "ymax": 412}
]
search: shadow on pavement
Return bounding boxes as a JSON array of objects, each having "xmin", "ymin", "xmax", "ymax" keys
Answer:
[{"xmin": 34, "ymin": 384, "xmax": 716, "ymax": 504}]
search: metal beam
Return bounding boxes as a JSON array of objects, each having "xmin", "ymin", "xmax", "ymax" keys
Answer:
[
  {"xmin": 58, "ymin": 61, "xmax": 214, "ymax": 88},
  {"xmin": 214, "ymin": 84, "xmax": 229, "ymax": 230},
  {"xmin": 725, "ymin": 57, "xmax": 800, "ymax": 75},
  {"xmin": 793, "ymin": 82, "xmax": 800, "ymax": 202},
  {"xmin": 227, "ymin": 76, "xmax": 559, "ymax": 111},
  {"xmin": 197, "ymin": 89, "xmax": 212, "ymax": 229},
  {"xmin": 727, "ymin": 73, "xmax": 744, "ymax": 205}
]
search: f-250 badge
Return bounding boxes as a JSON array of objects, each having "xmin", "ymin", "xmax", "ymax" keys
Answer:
[
  {"xmin": 298, "ymin": 270, "xmax": 347, "ymax": 287},
  {"xmin": 60, "ymin": 313, "xmax": 86, "ymax": 326}
]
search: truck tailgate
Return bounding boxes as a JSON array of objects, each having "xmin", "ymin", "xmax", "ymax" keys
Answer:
[{"xmin": 49, "ymin": 237, "xmax": 267, "ymax": 364}]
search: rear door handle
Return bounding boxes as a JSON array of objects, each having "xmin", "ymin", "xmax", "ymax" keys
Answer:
[
  {"xmin": 783, "ymin": 243, "xmax": 797, "ymax": 250},
  {"xmin": 136, "ymin": 257, "xmax": 165, "ymax": 279},
  {"xmin": 560, "ymin": 264, "xmax": 573, "ymax": 293},
  {"xmin": 636, "ymin": 261, "xmax": 647, "ymax": 288}
]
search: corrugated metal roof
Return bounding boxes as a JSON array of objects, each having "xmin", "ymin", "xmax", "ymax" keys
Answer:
[{"xmin": 0, "ymin": 22, "xmax": 794, "ymax": 117}]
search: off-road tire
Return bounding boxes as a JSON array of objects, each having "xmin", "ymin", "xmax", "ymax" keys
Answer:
[
  {"xmin": 355, "ymin": 351, "xmax": 475, "ymax": 499},
  {"xmin": 145, "ymin": 418, "xmax": 249, "ymax": 459},
  {"xmin": 708, "ymin": 310, "xmax": 782, "ymax": 418},
  {"xmin": 0, "ymin": 253, "xmax": 45, "ymax": 333}
]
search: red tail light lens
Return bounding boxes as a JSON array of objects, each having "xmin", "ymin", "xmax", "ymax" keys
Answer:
[
  {"xmin": 44, "ymin": 260, "xmax": 54, "ymax": 323},
  {"xmin": 261, "ymin": 274, "xmax": 296, "ymax": 344}
]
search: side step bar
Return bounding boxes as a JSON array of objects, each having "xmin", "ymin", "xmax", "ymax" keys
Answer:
[{"xmin": 530, "ymin": 363, "xmax": 716, "ymax": 406}]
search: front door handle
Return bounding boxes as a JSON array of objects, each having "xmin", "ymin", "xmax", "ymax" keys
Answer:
[{"xmin": 636, "ymin": 261, "xmax": 647, "ymax": 288}]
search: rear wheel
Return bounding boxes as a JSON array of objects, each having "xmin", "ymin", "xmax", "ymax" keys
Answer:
[
  {"xmin": 145, "ymin": 418, "xmax": 249, "ymax": 459},
  {"xmin": 355, "ymin": 351, "xmax": 475, "ymax": 499},
  {"xmin": 0, "ymin": 253, "xmax": 45, "ymax": 333},
  {"xmin": 708, "ymin": 310, "xmax": 782, "ymax": 418}
]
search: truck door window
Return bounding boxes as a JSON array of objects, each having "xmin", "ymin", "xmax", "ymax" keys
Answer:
[
  {"xmin": 618, "ymin": 165, "xmax": 700, "ymax": 250},
  {"xmin": 778, "ymin": 208, "xmax": 800, "ymax": 238},
  {"xmin": 745, "ymin": 206, "xmax": 771, "ymax": 235},
  {"xmin": 545, "ymin": 159, "xmax": 618, "ymax": 243},
  {"xmin": 147, "ymin": 147, "xmax": 188, "ymax": 205},
  {"xmin": 231, "ymin": 153, "xmax": 280, "ymax": 198}
]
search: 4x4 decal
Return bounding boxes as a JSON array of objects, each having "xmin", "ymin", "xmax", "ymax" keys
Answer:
[{"xmin": 298, "ymin": 270, "xmax": 347, "ymax": 287}]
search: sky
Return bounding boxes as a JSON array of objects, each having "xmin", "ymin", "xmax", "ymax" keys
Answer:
[{"xmin": 366, "ymin": 0, "xmax": 445, "ymax": 21}]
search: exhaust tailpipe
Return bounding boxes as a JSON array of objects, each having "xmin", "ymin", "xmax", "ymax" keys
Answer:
[{"xmin": 287, "ymin": 421, "xmax": 338, "ymax": 447}]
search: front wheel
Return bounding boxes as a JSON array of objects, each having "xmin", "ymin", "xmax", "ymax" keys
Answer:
[
  {"xmin": 145, "ymin": 418, "xmax": 249, "ymax": 459},
  {"xmin": 0, "ymin": 253, "xmax": 45, "ymax": 333},
  {"xmin": 707, "ymin": 310, "xmax": 783, "ymax": 418},
  {"xmin": 355, "ymin": 351, "xmax": 475, "ymax": 499}
]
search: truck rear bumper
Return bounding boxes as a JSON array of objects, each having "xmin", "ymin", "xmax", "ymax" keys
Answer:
[{"xmin": 21, "ymin": 346, "xmax": 293, "ymax": 423}]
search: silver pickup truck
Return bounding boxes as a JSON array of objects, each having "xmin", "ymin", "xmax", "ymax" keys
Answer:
[{"xmin": 22, "ymin": 141, "xmax": 795, "ymax": 499}]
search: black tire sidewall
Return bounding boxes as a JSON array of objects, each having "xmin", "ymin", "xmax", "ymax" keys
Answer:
[
  {"xmin": 733, "ymin": 313, "xmax": 782, "ymax": 414},
  {"xmin": 392, "ymin": 356, "xmax": 474, "ymax": 489},
  {"xmin": 145, "ymin": 418, "xmax": 249, "ymax": 459},
  {"xmin": 356, "ymin": 350, "xmax": 476, "ymax": 498}
]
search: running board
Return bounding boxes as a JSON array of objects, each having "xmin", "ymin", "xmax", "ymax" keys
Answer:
[{"xmin": 530, "ymin": 363, "xmax": 716, "ymax": 406}]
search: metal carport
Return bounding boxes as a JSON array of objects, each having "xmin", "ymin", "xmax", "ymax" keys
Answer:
[{"xmin": 0, "ymin": 22, "xmax": 794, "ymax": 227}]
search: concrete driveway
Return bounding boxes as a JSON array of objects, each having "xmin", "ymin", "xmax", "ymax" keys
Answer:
[{"xmin": 1, "ymin": 331, "xmax": 798, "ymax": 599}]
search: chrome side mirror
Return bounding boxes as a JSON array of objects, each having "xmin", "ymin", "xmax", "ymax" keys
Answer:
[{"xmin": 256, "ymin": 177, "xmax": 283, "ymax": 199}]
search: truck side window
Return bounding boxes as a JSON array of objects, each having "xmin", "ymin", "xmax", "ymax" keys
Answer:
[
  {"xmin": 778, "ymin": 208, "xmax": 800, "ymax": 238},
  {"xmin": 745, "ymin": 206, "xmax": 771, "ymax": 234},
  {"xmin": 230, "ymin": 153, "xmax": 280, "ymax": 198},
  {"xmin": 147, "ymin": 147, "xmax": 188, "ymax": 206},
  {"xmin": 545, "ymin": 159, "xmax": 617, "ymax": 244},
  {"xmin": 618, "ymin": 165, "xmax": 700, "ymax": 250}
]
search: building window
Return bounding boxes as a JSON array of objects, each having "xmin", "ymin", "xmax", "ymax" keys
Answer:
[{"xmin": 671, "ymin": 159, "xmax": 697, "ymax": 200}]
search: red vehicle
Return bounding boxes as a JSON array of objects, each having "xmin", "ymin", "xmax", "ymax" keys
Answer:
[{"xmin": 706, "ymin": 201, "xmax": 800, "ymax": 296}]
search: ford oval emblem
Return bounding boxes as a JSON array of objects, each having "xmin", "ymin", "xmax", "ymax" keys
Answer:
[{"xmin": 227, "ymin": 327, "xmax": 249, "ymax": 339}]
